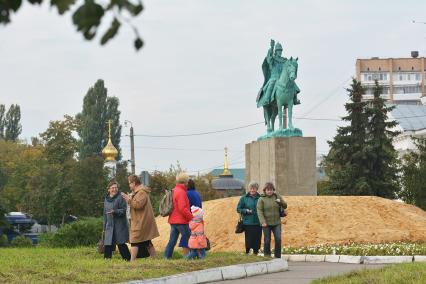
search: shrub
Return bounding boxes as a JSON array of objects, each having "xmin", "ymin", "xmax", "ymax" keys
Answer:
[
  {"xmin": 38, "ymin": 217, "xmax": 103, "ymax": 247},
  {"xmin": 0, "ymin": 234, "xmax": 9, "ymax": 247},
  {"xmin": 11, "ymin": 236, "xmax": 33, "ymax": 247}
]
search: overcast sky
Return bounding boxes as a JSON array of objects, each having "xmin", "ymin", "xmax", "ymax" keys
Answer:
[{"xmin": 1, "ymin": 0, "xmax": 426, "ymax": 174}]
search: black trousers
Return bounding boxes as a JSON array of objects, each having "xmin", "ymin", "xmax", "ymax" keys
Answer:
[
  {"xmin": 244, "ymin": 225, "xmax": 262, "ymax": 254},
  {"xmin": 104, "ymin": 244, "xmax": 131, "ymax": 261}
]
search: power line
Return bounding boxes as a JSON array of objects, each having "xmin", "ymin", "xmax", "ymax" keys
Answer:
[
  {"xmin": 121, "ymin": 145, "xmax": 244, "ymax": 152},
  {"xmin": 300, "ymin": 76, "xmax": 352, "ymax": 117},
  {"xmin": 132, "ymin": 122, "xmax": 263, "ymax": 137},
  {"xmin": 129, "ymin": 117, "xmax": 341, "ymax": 138},
  {"xmin": 127, "ymin": 113, "xmax": 426, "ymax": 138}
]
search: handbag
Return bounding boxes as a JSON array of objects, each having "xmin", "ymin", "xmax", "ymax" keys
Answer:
[
  {"xmin": 235, "ymin": 215, "xmax": 245, "ymax": 234},
  {"xmin": 97, "ymin": 231, "xmax": 105, "ymax": 254},
  {"xmin": 205, "ymin": 237, "xmax": 211, "ymax": 251},
  {"xmin": 279, "ymin": 206, "xmax": 287, "ymax": 218}
]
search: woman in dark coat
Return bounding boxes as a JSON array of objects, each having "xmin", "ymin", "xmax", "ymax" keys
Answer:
[
  {"xmin": 103, "ymin": 181, "xmax": 131, "ymax": 261},
  {"xmin": 236, "ymin": 181, "xmax": 262, "ymax": 255}
]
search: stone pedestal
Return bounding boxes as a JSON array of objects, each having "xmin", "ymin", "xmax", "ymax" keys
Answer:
[{"xmin": 245, "ymin": 137, "xmax": 317, "ymax": 196}]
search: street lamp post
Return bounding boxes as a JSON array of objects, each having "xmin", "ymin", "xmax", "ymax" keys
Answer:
[{"xmin": 125, "ymin": 120, "xmax": 136, "ymax": 175}]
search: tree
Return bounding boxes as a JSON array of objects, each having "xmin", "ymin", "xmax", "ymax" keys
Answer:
[
  {"xmin": 0, "ymin": 0, "xmax": 144, "ymax": 50},
  {"xmin": 0, "ymin": 141, "xmax": 45, "ymax": 212},
  {"xmin": 0, "ymin": 202, "xmax": 10, "ymax": 236},
  {"xmin": 400, "ymin": 137, "xmax": 426, "ymax": 210},
  {"xmin": 322, "ymin": 79, "xmax": 372, "ymax": 195},
  {"xmin": 0, "ymin": 104, "xmax": 5, "ymax": 139},
  {"xmin": 39, "ymin": 115, "xmax": 78, "ymax": 164},
  {"xmin": 77, "ymin": 79, "xmax": 122, "ymax": 160},
  {"xmin": 366, "ymin": 81, "xmax": 400, "ymax": 198},
  {"xmin": 70, "ymin": 156, "xmax": 108, "ymax": 217},
  {"xmin": 35, "ymin": 115, "xmax": 80, "ymax": 225},
  {"xmin": 4, "ymin": 104, "xmax": 22, "ymax": 142}
]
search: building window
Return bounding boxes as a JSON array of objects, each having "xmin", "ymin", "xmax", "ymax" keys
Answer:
[
  {"xmin": 416, "ymin": 73, "xmax": 420, "ymax": 81},
  {"xmin": 394, "ymin": 85, "xmax": 420, "ymax": 94}
]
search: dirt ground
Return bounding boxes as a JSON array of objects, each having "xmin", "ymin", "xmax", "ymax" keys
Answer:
[{"xmin": 152, "ymin": 196, "xmax": 426, "ymax": 252}]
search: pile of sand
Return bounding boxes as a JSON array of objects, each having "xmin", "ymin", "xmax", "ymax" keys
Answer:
[{"xmin": 152, "ymin": 196, "xmax": 426, "ymax": 252}]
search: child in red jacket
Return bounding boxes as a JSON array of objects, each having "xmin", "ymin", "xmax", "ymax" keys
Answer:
[{"xmin": 187, "ymin": 206, "xmax": 207, "ymax": 259}]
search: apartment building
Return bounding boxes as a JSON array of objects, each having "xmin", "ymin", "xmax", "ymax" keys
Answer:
[{"xmin": 355, "ymin": 51, "xmax": 426, "ymax": 105}]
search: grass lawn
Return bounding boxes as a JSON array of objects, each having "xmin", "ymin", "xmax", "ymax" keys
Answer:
[
  {"xmin": 312, "ymin": 262, "xmax": 426, "ymax": 284},
  {"xmin": 0, "ymin": 247, "xmax": 263, "ymax": 283}
]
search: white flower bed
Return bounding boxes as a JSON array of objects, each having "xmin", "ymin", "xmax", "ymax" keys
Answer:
[{"xmin": 281, "ymin": 242, "xmax": 426, "ymax": 256}]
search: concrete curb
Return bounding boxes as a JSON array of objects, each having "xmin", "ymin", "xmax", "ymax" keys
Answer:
[
  {"xmin": 283, "ymin": 254, "xmax": 426, "ymax": 264},
  {"xmin": 124, "ymin": 258, "xmax": 288, "ymax": 284}
]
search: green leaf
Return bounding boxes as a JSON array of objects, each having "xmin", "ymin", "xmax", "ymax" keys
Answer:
[
  {"xmin": 100, "ymin": 18, "xmax": 120, "ymax": 45},
  {"xmin": 28, "ymin": 0, "xmax": 43, "ymax": 4},
  {"xmin": 134, "ymin": 37, "xmax": 143, "ymax": 50},
  {"xmin": 72, "ymin": 0, "xmax": 104, "ymax": 40},
  {"xmin": 51, "ymin": 0, "xmax": 76, "ymax": 14},
  {"xmin": 0, "ymin": 0, "xmax": 22, "ymax": 24},
  {"xmin": 125, "ymin": 1, "xmax": 143, "ymax": 16}
]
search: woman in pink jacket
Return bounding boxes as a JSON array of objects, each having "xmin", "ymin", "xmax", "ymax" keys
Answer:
[{"xmin": 187, "ymin": 206, "xmax": 207, "ymax": 259}]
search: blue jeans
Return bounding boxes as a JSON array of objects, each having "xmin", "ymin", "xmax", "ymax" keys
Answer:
[
  {"xmin": 262, "ymin": 224, "xmax": 281, "ymax": 258},
  {"xmin": 164, "ymin": 224, "xmax": 191, "ymax": 259},
  {"xmin": 186, "ymin": 249, "xmax": 206, "ymax": 260}
]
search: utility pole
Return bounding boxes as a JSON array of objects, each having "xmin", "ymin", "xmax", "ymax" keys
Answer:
[{"xmin": 125, "ymin": 120, "xmax": 136, "ymax": 175}]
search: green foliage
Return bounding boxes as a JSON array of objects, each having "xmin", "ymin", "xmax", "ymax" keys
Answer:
[
  {"xmin": 322, "ymin": 79, "xmax": 400, "ymax": 198},
  {"xmin": 39, "ymin": 115, "xmax": 78, "ymax": 164},
  {"xmin": 0, "ymin": 0, "xmax": 144, "ymax": 50},
  {"xmin": 100, "ymin": 18, "xmax": 120, "ymax": 45},
  {"xmin": 0, "ymin": 104, "xmax": 5, "ymax": 139},
  {"xmin": 0, "ymin": 203, "xmax": 9, "ymax": 231},
  {"xmin": 115, "ymin": 161, "xmax": 130, "ymax": 193},
  {"xmin": 69, "ymin": 156, "xmax": 108, "ymax": 217},
  {"xmin": 11, "ymin": 236, "xmax": 33, "ymax": 247},
  {"xmin": 400, "ymin": 137, "xmax": 426, "ymax": 210},
  {"xmin": 38, "ymin": 217, "xmax": 103, "ymax": 247},
  {"xmin": 0, "ymin": 234, "xmax": 9, "ymax": 247},
  {"xmin": 0, "ymin": 138, "xmax": 108, "ymax": 224},
  {"xmin": 0, "ymin": 140, "xmax": 45, "ymax": 212},
  {"xmin": 365, "ymin": 81, "xmax": 400, "ymax": 198},
  {"xmin": 4, "ymin": 104, "xmax": 22, "ymax": 142},
  {"xmin": 76, "ymin": 79, "xmax": 122, "ymax": 160},
  {"xmin": 317, "ymin": 180, "xmax": 333, "ymax": 196},
  {"xmin": 323, "ymin": 79, "xmax": 370, "ymax": 195},
  {"xmin": 72, "ymin": 0, "xmax": 104, "ymax": 40}
]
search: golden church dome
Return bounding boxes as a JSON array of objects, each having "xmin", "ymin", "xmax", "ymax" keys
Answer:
[
  {"xmin": 102, "ymin": 137, "xmax": 118, "ymax": 162},
  {"xmin": 102, "ymin": 119, "xmax": 118, "ymax": 162}
]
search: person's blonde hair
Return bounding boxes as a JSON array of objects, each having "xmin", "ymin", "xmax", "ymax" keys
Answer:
[{"xmin": 176, "ymin": 172, "xmax": 189, "ymax": 184}]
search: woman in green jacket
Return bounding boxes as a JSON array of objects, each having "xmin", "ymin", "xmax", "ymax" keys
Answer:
[
  {"xmin": 256, "ymin": 182, "xmax": 287, "ymax": 258},
  {"xmin": 236, "ymin": 181, "xmax": 262, "ymax": 255}
]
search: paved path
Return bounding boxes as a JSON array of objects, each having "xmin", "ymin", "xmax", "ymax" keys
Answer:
[{"xmin": 219, "ymin": 262, "xmax": 385, "ymax": 284}]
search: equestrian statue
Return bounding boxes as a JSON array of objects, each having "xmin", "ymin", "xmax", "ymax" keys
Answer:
[{"xmin": 256, "ymin": 39, "xmax": 302, "ymax": 140}]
